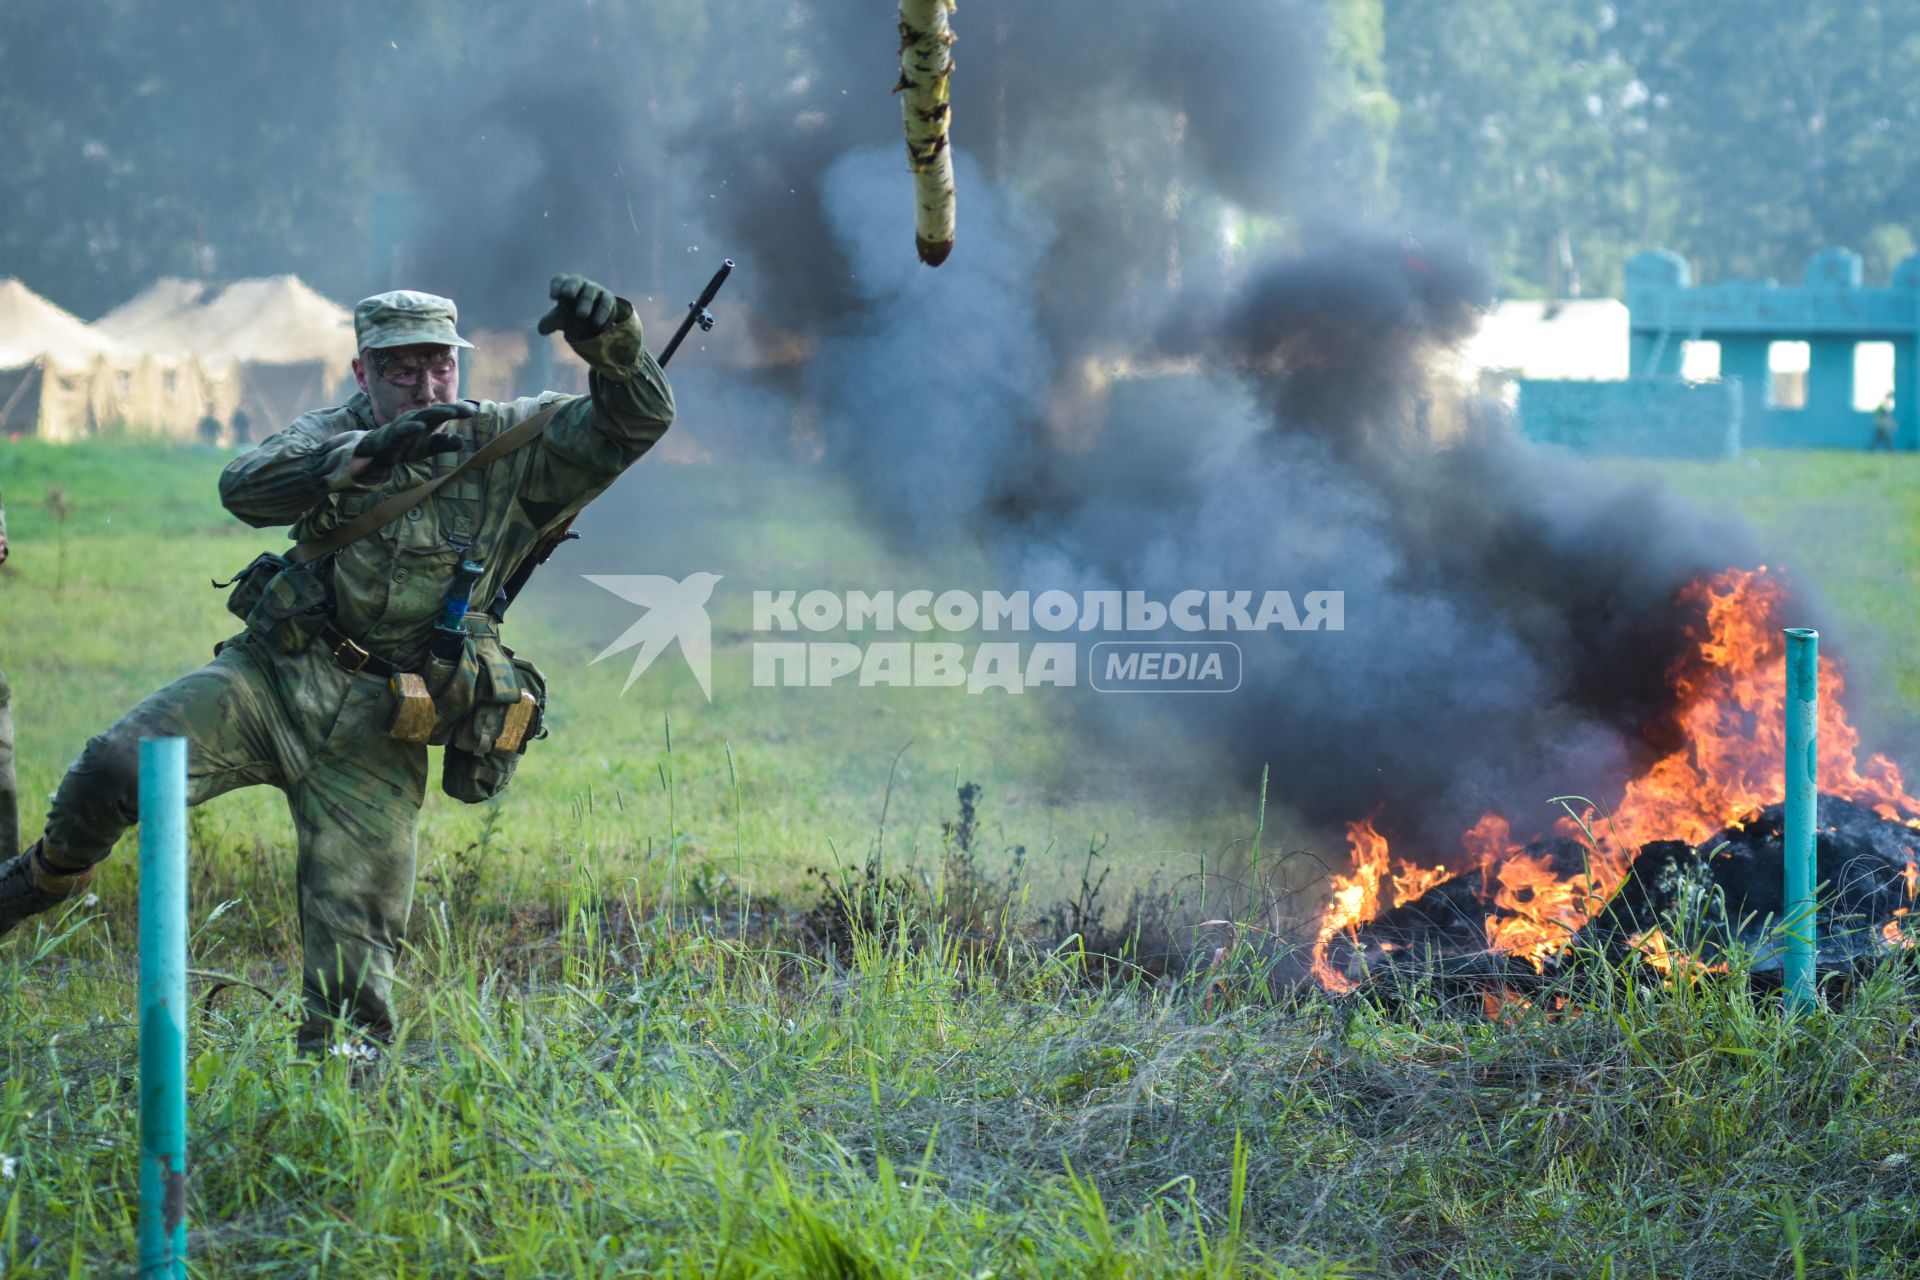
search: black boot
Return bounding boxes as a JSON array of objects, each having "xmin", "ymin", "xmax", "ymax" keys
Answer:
[{"xmin": 0, "ymin": 840, "xmax": 96, "ymax": 939}]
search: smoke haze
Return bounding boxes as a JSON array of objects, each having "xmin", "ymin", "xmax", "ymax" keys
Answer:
[
  {"xmin": 659, "ymin": 1, "xmax": 1760, "ymax": 854},
  {"xmin": 6, "ymin": 0, "xmax": 1847, "ymax": 865}
]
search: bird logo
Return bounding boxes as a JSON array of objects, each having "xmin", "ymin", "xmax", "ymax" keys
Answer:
[{"xmin": 583, "ymin": 572, "xmax": 723, "ymax": 701}]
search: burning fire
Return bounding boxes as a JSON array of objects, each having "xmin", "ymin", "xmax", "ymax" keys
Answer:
[
  {"xmin": 1884, "ymin": 908, "xmax": 1912, "ymax": 950},
  {"xmin": 1626, "ymin": 928, "xmax": 1729, "ymax": 977},
  {"xmin": 1603, "ymin": 569, "xmax": 1919, "ymax": 849},
  {"xmin": 1484, "ymin": 847, "xmax": 1592, "ymax": 967},
  {"xmin": 1312, "ymin": 567, "xmax": 1920, "ymax": 990},
  {"xmin": 1309, "ymin": 817, "xmax": 1451, "ymax": 989}
]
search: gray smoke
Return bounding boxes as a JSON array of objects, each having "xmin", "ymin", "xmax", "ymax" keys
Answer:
[
  {"xmin": 991, "ymin": 232, "xmax": 1755, "ymax": 850},
  {"xmin": 1194, "ymin": 238, "xmax": 1753, "ymax": 844},
  {"xmin": 685, "ymin": 0, "xmax": 1317, "ymax": 363},
  {"xmin": 406, "ymin": 75, "xmax": 657, "ymax": 327},
  {"xmin": 680, "ymin": 2, "xmax": 1761, "ymax": 855},
  {"xmin": 9, "ymin": 1, "xmax": 1872, "ymax": 862},
  {"xmin": 802, "ymin": 149, "xmax": 1053, "ymax": 539},
  {"xmin": 372, "ymin": 0, "xmax": 1778, "ymax": 859}
]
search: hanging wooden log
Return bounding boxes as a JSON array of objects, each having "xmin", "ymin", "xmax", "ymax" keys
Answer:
[{"xmin": 897, "ymin": 0, "xmax": 957, "ymax": 266}]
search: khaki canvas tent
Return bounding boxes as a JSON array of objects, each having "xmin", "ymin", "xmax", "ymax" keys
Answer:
[
  {"xmin": 96, "ymin": 274, "xmax": 357, "ymax": 441},
  {"xmin": 0, "ymin": 279, "xmax": 215, "ymax": 441}
]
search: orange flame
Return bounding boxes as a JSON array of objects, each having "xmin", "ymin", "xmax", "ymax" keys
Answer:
[
  {"xmin": 1311, "ymin": 817, "xmax": 1451, "ymax": 991},
  {"xmin": 1602, "ymin": 570, "xmax": 1918, "ymax": 856},
  {"xmin": 1628, "ymin": 928, "xmax": 1729, "ymax": 976},
  {"xmin": 1484, "ymin": 849, "xmax": 1591, "ymax": 966},
  {"xmin": 1314, "ymin": 567, "xmax": 1920, "ymax": 984},
  {"xmin": 1461, "ymin": 813, "xmax": 1520, "ymax": 880},
  {"xmin": 1883, "ymin": 908, "xmax": 1912, "ymax": 950}
]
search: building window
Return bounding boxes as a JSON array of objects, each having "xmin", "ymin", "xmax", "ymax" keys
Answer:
[
  {"xmin": 1768, "ymin": 341, "xmax": 1809, "ymax": 409},
  {"xmin": 1852, "ymin": 341, "xmax": 1894, "ymax": 412},
  {"xmin": 1681, "ymin": 340, "xmax": 1722, "ymax": 381}
]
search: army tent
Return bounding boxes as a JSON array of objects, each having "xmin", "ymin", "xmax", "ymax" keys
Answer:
[
  {"xmin": 0, "ymin": 279, "xmax": 214, "ymax": 441},
  {"xmin": 85, "ymin": 277, "xmax": 213, "ymax": 352},
  {"xmin": 0, "ymin": 278, "xmax": 127, "ymax": 368},
  {"xmin": 97, "ymin": 275, "xmax": 357, "ymax": 440}
]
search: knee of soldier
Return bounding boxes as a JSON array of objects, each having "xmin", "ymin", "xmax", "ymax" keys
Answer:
[{"xmin": 69, "ymin": 729, "xmax": 143, "ymax": 808}]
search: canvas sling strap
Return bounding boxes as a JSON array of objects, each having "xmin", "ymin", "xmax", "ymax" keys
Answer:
[{"xmin": 285, "ymin": 401, "xmax": 565, "ymax": 565}]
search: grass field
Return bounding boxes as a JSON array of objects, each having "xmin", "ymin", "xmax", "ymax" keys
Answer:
[
  {"xmin": 1, "ymin": 440, "xmax": 1918, "ymax": 1276},
  {"xmin": 0, "ymin": 442, "xmax": 1254, "ymax": 913}
]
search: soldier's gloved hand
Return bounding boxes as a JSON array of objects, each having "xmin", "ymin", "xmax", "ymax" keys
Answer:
[
  {"xmin": 537, "ymin": 275, "xmax": 620, "ymax": 344},
  {"xmin": 354, "ymin": 402, "xmax": 475, "ymax": 477}
]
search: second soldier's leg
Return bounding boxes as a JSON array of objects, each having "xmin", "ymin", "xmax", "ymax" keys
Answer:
[
  {"xmin": 289, "ymin": 723, "xmax": 427, "ymax": 1047},
  {"xmin": 0, "ymin": 667, "xmax": 18, "ymax": 859}
]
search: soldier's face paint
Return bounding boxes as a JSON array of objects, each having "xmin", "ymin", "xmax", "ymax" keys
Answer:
[{"xmin": 353, "ymin": 344, "xmax": 461, "ymax": 425}]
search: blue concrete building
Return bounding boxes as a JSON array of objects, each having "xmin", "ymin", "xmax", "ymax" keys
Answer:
[
  {"xmin": 1518, "ymin": 375, "xmax": 1742, "ymax": 459},
  {"xmin": 1626, "ymin": 247, "xmax": 1920, "ymax": 450}
]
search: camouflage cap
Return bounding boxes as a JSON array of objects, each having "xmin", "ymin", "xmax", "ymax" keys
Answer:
[{"xmin": 353, "ymin": 290, "xmax": 474, "ymax": 351}]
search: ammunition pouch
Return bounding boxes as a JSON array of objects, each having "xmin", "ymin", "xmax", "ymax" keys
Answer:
[
  {"xmin": 219, "ymin": 553, "xmax": 329, "ymax": 654},
  {"xmin": 415, "ymin": 614, "xmax": 548, "ymax": 804},
  {"xmin": 387, "ymin": 672, "xmax": 435, "ymax": 745}
]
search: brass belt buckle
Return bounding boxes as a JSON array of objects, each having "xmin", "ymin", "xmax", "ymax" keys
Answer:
[{"xmin": 332, "ymin": 634, "xmax": 371, "ymax": 674}]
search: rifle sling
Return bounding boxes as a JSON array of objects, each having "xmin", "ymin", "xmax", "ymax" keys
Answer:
[{"xmin": 286, "ymin": 402, "xmax": 564, "ymax": 566}]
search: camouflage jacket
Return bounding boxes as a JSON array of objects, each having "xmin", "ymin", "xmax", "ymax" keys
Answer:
[{"xmin": 218, "ymin": 301, "xmax": 673, "ymax": 669}]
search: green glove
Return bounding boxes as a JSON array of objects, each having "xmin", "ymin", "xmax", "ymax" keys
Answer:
[
  {"xmin": 354, "ymin": 402, "xmax": 475, "ymax": 477},
  {"xmin": 538, "ymin": 274, "xmax": 620, "ymax": 344}
]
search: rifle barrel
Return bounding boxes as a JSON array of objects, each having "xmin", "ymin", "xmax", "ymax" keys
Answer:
[{"xmin": 658, "ymin": 259, "xmax": 734, "ymax": 367}]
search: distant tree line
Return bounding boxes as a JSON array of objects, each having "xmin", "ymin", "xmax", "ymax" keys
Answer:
[
  {"xmin": 4, "ymin": 0, "xmax": 1917, "ymax": 318},
  {"xmin": 1372, "ymin": 0, "xmax": 1920, "ymax": 297}
]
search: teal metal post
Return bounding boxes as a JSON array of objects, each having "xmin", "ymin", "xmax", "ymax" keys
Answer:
[
  {"xmin": 1783, "ymin": 630, "xmax": 1819, "ymax": 1013},
  {"xmin": 138, "ymin": 736, "xmax": 188, "ymax": 1278}
]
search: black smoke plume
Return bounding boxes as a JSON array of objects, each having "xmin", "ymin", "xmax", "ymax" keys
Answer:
[
  {"xmin": 664, "ymin": 1, "xmax": 1759, "ymax": 854},
  {"xmin": 370, "ymin": 1, "xmax": 1789, "ymax": 859}
]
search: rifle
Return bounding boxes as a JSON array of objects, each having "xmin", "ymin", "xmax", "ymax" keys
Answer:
[{"xmin": 493, "ymin": 260, "xmax": 733, "ymax": 618}]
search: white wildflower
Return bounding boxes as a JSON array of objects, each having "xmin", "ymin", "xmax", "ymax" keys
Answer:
[
  {"xmin": 1, "ymin": 1155, "xmax": 16, "ymax": 1180},
  {"xmin": 328, "ymin": 1042, "xmax": 380, "ymax": 1065},
  {"xmin": 81, "ymin": 894, "xmax": 99, "ymax": 907}
]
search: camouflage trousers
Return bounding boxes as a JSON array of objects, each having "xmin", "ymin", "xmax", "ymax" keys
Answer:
[
  {"xmin": 0, "ymin": 666, "xmax": 17, "ymax": 860},
  {"xmin": 40, "ymin": 632, "xmax": 426, "ymax": 1039}
]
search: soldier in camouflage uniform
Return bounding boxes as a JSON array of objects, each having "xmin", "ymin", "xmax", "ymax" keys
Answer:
[
  {"xmin": 0, "ymin": 276, "xmax": 674, "ymax": 1048},
  {"xmin": 0, "ymin": 489, "xmax": 16, "ymax": 862}
]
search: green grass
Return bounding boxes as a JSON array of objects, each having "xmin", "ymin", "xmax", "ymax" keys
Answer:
[
  {"xmin": 2, "ymin": 441, "xmax": 1920, "ymax": 1276},
  {"xmin": 0, "ymin": 442, "xmax": 1251, "ymax": 911}
]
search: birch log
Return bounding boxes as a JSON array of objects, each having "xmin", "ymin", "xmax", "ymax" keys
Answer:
[{"xmin": 897, "ymin": 0, "xmax": 957, "ymax": 266}]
